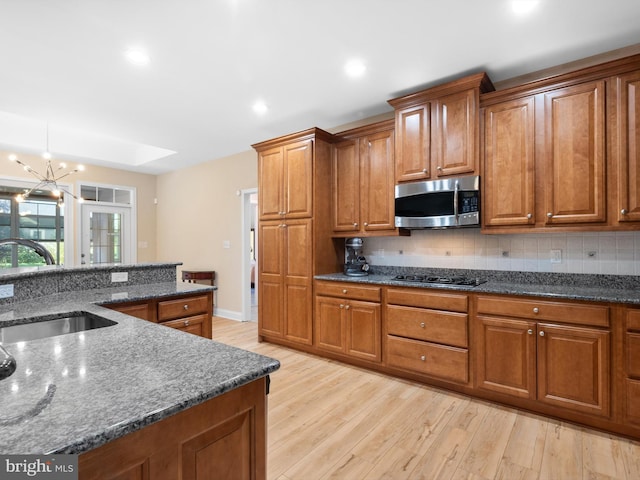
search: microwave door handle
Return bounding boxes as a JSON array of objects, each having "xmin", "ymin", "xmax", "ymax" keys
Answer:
[{"xmin": 453, "ymin": 179, "xmax": 459, "ymax": 225}]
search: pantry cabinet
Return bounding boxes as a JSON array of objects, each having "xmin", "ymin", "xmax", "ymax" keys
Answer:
[
  {"xmin": 389, "ymin": 72, "xmax": 494, "ymax": 182},
  {"xmin": 259, "ymin": 219, "xmax": 313, "ymax": 345},
  {"xmin": 476, "ymin": 295, "xmax": 610, "ymax": 417},
  {"xmin": 332, "ymin": 121, "xmax": 396, "ymax": 236},
  {"xmin": 253, "ymin": 128, "xmax": 337, "ymax": 348}
]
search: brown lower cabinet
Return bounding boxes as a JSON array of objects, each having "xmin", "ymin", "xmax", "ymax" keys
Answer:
[
  {"xmin": 305, "ymin": 280, "xmax": 640, "ymax": 440},
  {"xmin": 79, "ymin": 376, "xmax": 267, "ymax": 480},
  {"xmin": 103, "ymin": 291, "xmax": 214, "ymax": 339}
]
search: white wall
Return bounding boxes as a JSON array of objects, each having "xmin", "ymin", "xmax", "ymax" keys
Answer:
[{"xmin": 364, "ymin": 229, "xmax": 640, "ymax": 275}]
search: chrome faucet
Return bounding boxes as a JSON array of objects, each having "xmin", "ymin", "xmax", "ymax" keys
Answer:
[
  {"xmin": 0, "ymin": 345, "xmax": 16, "ymax": 380},
  {"xmin": 0, "ymin": 238, "xmax": 56, "ymax": 265}
]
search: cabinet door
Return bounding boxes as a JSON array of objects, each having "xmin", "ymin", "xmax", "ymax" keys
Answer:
[
  {"xmin": 361, "ymin": 129, "xmax": 396, "ymax": 231},
  {"xmin": 284, "ymin": 139, "xmax": 313, "ymax": 218},
  {"xmin": 537, "ymin": 323, "xmax": 610, "ymax": 417},
  {"xmin": 347, "ymin": 300, "xmax": 381, "ymax": 362},
  {"xmin": 258, "ymin": 147, "xmax": 284, "ymax": 220},
  {"xmin": 615, "ymin": 71, "xmax": 640, "ymax": 223},
  {"xmin": 475, "ymin": 316, "xmax": 536, "ymax": 399},
  {"xmin": 258, "ymin": 221, "xmax": 284, "ymax": 337},
  {"xmin": 315, "ymin": 296, "xmax": 345, "ymax": 353},
  {"xmin": 432, "ymin": 89, "xmax": 478, "ymax": 177},
  {"xmin": 395, "ymin": 104, "xmax": 431, "ymax": 182},
  {"xmin": 332, "ymin": 139, "xmax": 360, "ymax": 232},
  {"xmin": 106, "ymin": 302, "xmax": 152, "ymax": 321},
  {"xmin": 543, "ymin": 81, "xmax": 606, "ymax": 224},
  {"xmin": 483, "ymin": 97, "xmax": 536, "ymax": 226},
  {"xmin": 283, "ymin": 219, "xmax": 313, "ymax": 345}
]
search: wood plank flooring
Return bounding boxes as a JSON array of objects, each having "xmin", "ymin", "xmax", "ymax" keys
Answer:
[{"xmin": 212, "ymin": 317, "xmax": 640, "ymax": 480}]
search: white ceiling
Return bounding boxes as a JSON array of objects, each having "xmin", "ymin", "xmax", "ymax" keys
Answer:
[{"xmin": 1, "ymin": 0, "xmax": 639, "ymax": 175}]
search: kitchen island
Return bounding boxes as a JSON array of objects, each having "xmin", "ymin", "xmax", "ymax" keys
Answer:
[{"xmin": 0, "ymin": 263, "xmax": 280, "ymax": 478}]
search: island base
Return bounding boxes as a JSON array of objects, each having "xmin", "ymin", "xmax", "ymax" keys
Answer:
[{"xmin": 79, "ymin": 377, "xmax": 267, "ymax": 480}]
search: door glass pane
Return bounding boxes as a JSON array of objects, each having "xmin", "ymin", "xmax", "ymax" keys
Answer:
[{"xmin": 89, "ymin": 212, "xmax": 122, "ymax": 264}]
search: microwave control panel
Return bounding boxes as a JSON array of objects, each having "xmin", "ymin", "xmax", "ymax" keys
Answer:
[{"xmin": 459, "ymin": 191, "xmax": 479, "ymax": 214}]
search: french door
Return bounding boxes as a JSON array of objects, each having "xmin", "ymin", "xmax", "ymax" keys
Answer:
[{"xmin": 80, "ymin": 204, "xmax": 133, "ymax": 265}]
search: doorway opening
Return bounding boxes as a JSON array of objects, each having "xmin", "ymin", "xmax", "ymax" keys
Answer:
[{"xmin": 241, "ymin": 188, "xmax": 258, "ymax": 322}]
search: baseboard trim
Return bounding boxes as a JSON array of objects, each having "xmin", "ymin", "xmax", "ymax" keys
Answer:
[{"xmin": 214, "ymin": 307, "xmax": 243, "ymax": 321}]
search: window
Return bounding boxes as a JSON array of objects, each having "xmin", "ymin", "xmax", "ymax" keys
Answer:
[{"xmin": 0, "ymin": 189, "xmax": 64, "ymax": 267}]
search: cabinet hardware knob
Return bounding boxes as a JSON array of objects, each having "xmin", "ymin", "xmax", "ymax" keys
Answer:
[
  {"xmin": 345, "ymin": 305, "xmax": 350, "ymax": 310},
  {"xmin": 533, "ymin": 307, "xmax": 539, "ymax": 314},
  {"xmin": 622, "ymin": 209, "xmax": 628, "ymax": 215},
  {"xmin": 527, "ymin": 329, "xmax": 533, "ymax": 335},
  {"xmin": 279, "ymin": 211, "xmax": 285, "ymax": 215},
  {"xmin": 539, "ymin": 331, "xmax": 545, "ymax": 337},
  {"xmin": 340, "ymin": 304, "xmax": 344, "ymax": 309},
  {"xmin": 422, "ymin": 168, "xmax": 428, "ymax": 174},
  {"xmin": 420, "ymin": 355, "xmax": 426, "ymax": 361},
  {"xmin": 527, "ymin": 213, "xmax": 532, "ymax": 219},
  {"xmin": 353, "ymin": 223, "xmax": 358, "ymax": 227},
  {"xmin": 364, "ymin": 222, "xmax": 368, "ymax": 226},
  {"xmin": 184, "ymin": 320, "xmax": 190, "ymax": 326},
  {"xmin": 369, "ymin": 142, "xmax": 372, "ymax": 147},
  {"xmin": 342, "ymin": 289, "xmax": 347, "ymax": 294},
  {"xmin": 420, "ymin": 322, "xmax": 425, "ymax": 328},
  {"xmin": 183, "ymin": 305, "xmax": 189, "ymax": 310},
  {"xmin": 547, "ymin": 212, "xmax": 553, "ymax": 218},
  {"xmin": 436, "ymin": 166, "xmax": 443, "ymax": 171}
]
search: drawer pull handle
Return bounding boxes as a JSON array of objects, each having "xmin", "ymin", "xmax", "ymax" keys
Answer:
[
  {"xmin": 533, "ymin": 307, "xmax": 539, "ymax": 314},
  {"xmin": 539, "ymin": 331, "xmax": 545, "ymax": 337},
  {"xmin": 420, "ymin": 322, "xmax": 425, "ymax": 328},
  {"xmin": 420, "ymin": 355, "xmax": 426, "ymax": 361},
  {"xmin": 183, "ymin": 305, "xmax": 189, "ymax": 310},
  {"xmin": 527, "ymin": 329, "xmax": 533, "ymax": 335},
  {"xmin": 184, "ymin": 320, "xmax": 190, "ymax": 326}
]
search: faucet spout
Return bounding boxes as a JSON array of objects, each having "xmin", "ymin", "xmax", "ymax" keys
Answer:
[{"xmin": 0, "ymin": 238, "xmax": 56, "ymax": 265}]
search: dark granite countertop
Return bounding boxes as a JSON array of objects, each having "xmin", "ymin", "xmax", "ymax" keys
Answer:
[
  {"xmin": 315, "ymin": 270, "xmax": 640, "ymax": 305},
  {"xmin": 0, "ymin": 282, "xmax": 279, "ymax": 454}
]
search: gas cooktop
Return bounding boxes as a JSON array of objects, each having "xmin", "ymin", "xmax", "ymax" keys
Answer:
[{"xmin": 392, "ymin": 274, "xmax": 486, "ymax": 287}]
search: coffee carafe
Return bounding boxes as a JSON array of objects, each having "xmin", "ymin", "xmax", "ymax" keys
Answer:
[{"xmin": 344, "ymin": 237, "xmax": 370, "ymax": 276}]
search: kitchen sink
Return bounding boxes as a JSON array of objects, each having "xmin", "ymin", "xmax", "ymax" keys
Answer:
[{"xmin": 0, "ymin": 313, "xmax": 117, "ymax": 344}]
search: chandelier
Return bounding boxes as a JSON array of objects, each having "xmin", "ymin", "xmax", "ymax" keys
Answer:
[{"xmin": 7, "ymin": 124, "xmax": 85, "ymax": 206}]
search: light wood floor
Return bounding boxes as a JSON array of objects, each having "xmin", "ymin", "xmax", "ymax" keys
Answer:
[{"xmin": 213, "ymin": 317, "xmax": 640, "ymax": 480}]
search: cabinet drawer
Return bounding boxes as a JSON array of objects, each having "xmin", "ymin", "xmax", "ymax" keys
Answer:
[
  {"xmin": 386, "ymin": 335, "xmax": 468, "ymax": 384},
  {"xmin": 315, "ymin": 281, "xmax": 381, "ymax": 302},
  {"xmin": 161, "ymin": 313, "xmax": 208, "ymax": 337},
  {"xmin": 106, "ymin": 302, "xmax": 153, "ymax": 321},
  {"xmin": 386, "ymin": 288, "xmax": 468, "ymax": 312},
  {"xmin": 386, "ymin": 305, "xmax": 468, "ymax": 348},
  {"xmin": 627, "ymin": 333, "xmax": 640, "ymax": 378},
  {"xmin": 158, "ymin": 295, "xmax": 210, "ymax": 322},
  {"xmin": 628, "ymin": 310, "xmax": 640, "ymax": 331},
  {"xmin": 476, "ymin": 296, "xmax": 609, "ymax": 327}
]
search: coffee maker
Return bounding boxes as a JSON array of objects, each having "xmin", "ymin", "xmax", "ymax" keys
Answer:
[{"xmin": 344, "ymin": 237, "xmax": 370, "ymax": 276}]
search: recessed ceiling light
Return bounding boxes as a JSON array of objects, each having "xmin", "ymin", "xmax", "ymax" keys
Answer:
[
  {"xmin": 124, "ymin": 48, "xmax": 151, "ymax": 66},
  {"xmin": 253, "ymin": 101, "xmax": 268, "ymax": 115},
  {"xmin": 345, "ymin": 59, "xmax": 366, "ymax": 78},
  {"xmin": 511, "ymin": 0, "xmax": 539, "ymax": 16}
]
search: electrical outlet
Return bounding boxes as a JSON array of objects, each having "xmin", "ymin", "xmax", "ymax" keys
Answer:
[
  {"xmin": 111, "ymin": 272, "xmax": 129, "ymax": 283},
  {"xmin": 550, "ymin": 249, "xmax": 562, "ymax": 264},
  {"xmin": 223, "ymin": 240, "xmax": 231, "ymax": 249},
  {"xmin": 0, "ymin": 284, "xmax": 14, "ymax": 299}
]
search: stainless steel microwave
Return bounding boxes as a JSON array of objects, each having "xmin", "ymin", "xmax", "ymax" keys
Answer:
[{"xmin": 394, "ymin": 175, "xmax": 480, "ymax": 229}]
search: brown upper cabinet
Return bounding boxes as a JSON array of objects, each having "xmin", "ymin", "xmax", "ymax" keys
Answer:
[
  {"xmin": 614, "ymin": 70, "xmax": 640, "ymax": 224},
  {"xmin": 389, "ymin": 73, "xmax": 495, "ymax": 182},
  {"xmin": 481, "ymin": 54, "xmax": 640, "ymax": 232},
  {"xmin": 258, "ymin": 138, "xmax": 314, "ymax": 220},
  {"xmin": 332, "ymin": 120, "xmax": 397, "ymax": 236}
]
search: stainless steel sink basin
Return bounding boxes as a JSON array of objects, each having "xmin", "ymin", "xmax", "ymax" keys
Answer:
[{"xmin": 0, "ymin": 313, "xmax": 117, "ymax": 344}]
